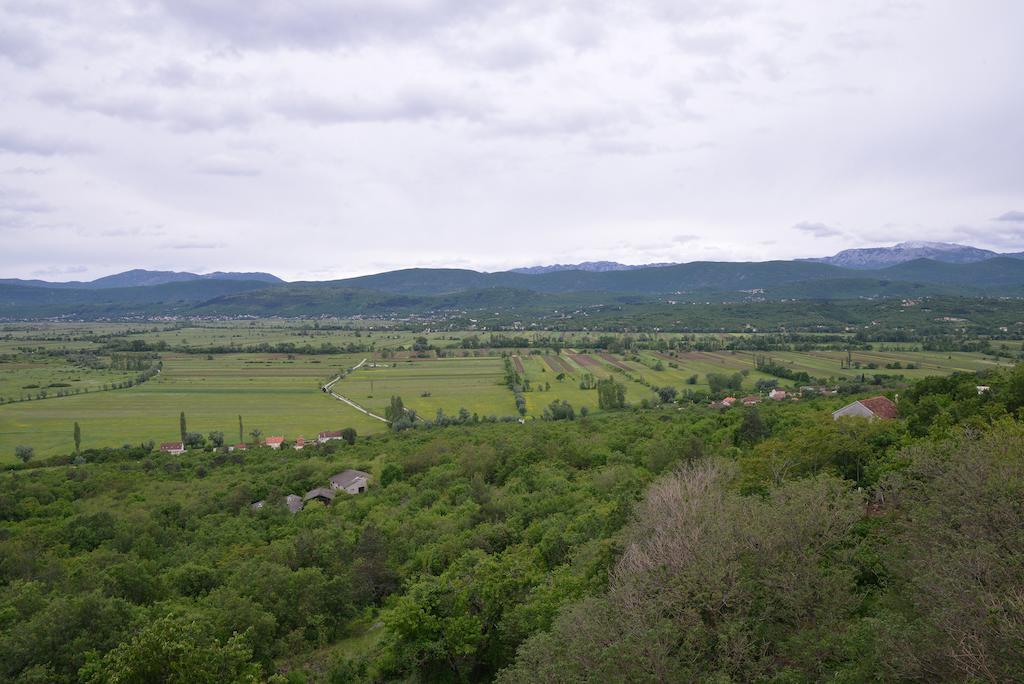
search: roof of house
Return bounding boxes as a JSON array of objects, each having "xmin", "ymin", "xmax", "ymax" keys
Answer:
[
  {"xmin": 319, "ymin": 430, "xmax": 343, "ymax": 438},
  {"xmin": 265, "ymin": 436, "xmax": 284, "ymax": 444},
  {"xmin": 286, "ymin": 494, "xmax": 303, "ymax": 513},
  {"xmin": 160, "ymin": 441, "xmax": 183, "ymax": 450},
  {"xmin": 330, "ymin": 469, "xmax": 370, "ymax": 489},
  {"xmin": 295, "ymin": 436, "xmax": 305, "ymax": 444},
  {"xmin": 741, "ymin": 395, "xmax": 760, "ymax": 402},
  {"xmin": 858, "ymin": 396, "xmax": 898, "ymax": 419},
  {"xmin": 231, "ymin": 443, "xmax": 247, "ymax": 449},
  {"xmin": 303, "ymin": 487, "xmax": 336, "ymax": 502}
]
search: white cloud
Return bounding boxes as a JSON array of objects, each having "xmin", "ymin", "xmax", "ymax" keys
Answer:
[{"xmin": 1, "ymin": 0, "xmax": 1023, "ymax": 280}]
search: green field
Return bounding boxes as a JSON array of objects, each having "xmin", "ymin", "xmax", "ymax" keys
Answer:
[
  {"xmin": 2, "ymin": 321, "xmax": 1019, "ymax": 461},
  {"xmin": 0, "ymin": 353, "xmax": 384, "ymax": 461},
  {"xmin": 331, "ymin": 356, "xmax": 516, "ymax": 420}
]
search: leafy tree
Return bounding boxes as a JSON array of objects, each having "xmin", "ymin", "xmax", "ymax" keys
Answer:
[
  {"xmin": 249, "ymin": 428, "xmax": 262, "ymax": 443},
  {"xmin": 208, "ymin": 431, "xmax": 225, "ymax": 448},
  {"xmin": 734, "ymin": 407, "xmax": 770, "ymax": 446},
  {"xmin": 79, "ymin": 615, "xmax": 261, "ymax": 683},
  {"xmin": 654, "ymin": 386, "xmax": 678, "ymax": 404},
  {"xmin": 183, "ymin": 432, "xmax": 206, "ymax": 449},
  {"xmin": 385, "ymin": 395, "xmax": 406, "ymax": 423},
  {"xmin": 340, "ymin": 427, "xmax": 357, "ymax": 445},
  {"xmin": 15, "ymin": 445, "xmax": 33, "ymax": 463},
  {"xmin": 597, "ymin": 378, "xmax": 625, "ymax": 410}
]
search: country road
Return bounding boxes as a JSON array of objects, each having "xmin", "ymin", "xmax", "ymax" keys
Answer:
[{"xmin": 321, "ymin": 358, "xmax": 390, "ymax": 423}]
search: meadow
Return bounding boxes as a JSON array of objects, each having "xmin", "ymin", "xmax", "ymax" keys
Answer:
[{"xmin": 1, "ymin": 321, "xmax": 1018, "ymax": 461}]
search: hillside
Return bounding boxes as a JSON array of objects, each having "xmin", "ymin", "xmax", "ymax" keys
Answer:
[{"xmin": 2, "ymin": 257, "xmax": 1024, "ymax": 320}]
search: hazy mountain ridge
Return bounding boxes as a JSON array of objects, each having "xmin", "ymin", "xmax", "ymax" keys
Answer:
[
  {"xmin": 508, "ymin": 261, "xmax": 676, "ymax": 274},
  {"xmin": 803, "ymin": 241, "xmax": 1024, "ymax": 269},
  {"xmin": 3, "ymin": 257, "xmax": 1024, "ymax": 319},
  {"xmin": 0, "ymin": 269, "xmax": 283, "ymax": 289}
]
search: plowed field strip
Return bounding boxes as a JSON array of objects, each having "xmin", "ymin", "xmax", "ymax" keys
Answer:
[
  {"xmin": 568, "ymin": 353, "xmax": 601, "ymax": 368},
  {"xmin": 596, "ymin": 352, "xmax": 632, "ymax": 371}
]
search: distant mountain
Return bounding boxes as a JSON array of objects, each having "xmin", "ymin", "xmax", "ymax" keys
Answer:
[
  {"xmin": 509, "ymin": 261, "xmax": 676, "ymax": 274},
  {"xmin": 0, "ymin": 269, "xmax": 283, "ymax": 289},
  {"xmin": 804, "ymin": 241, "xmax": 1022, "ymax": 269},
  {"xmin": 3, "ymin": 255, "xmax": 1024, "ymax": 320}
]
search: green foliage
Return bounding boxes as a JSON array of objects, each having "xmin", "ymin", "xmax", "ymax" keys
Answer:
[
  {"xmin": 3, "ymin": 363, "xmax": 1024, "ymax": 682},
  {"xmin": 596, "ymin": 378, "xmax": 625, "ymax": 410},
  {"xmin": 79, "ymin": 615, "xmax": 262, "ymax": 683}
]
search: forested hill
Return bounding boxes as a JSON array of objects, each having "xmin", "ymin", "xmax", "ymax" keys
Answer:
[
  {"xmin": 3, "ymin": 257, "xmax": 1024, "ymax": 319},
  {"xmin": 2, "ymin": 360, "xmax": 1022, "ymax": 681}
]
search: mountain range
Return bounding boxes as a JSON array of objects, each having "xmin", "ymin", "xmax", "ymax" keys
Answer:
[
  {"xmin": 0, "ymin": 269, "xmax": 282, "ymax": 289},
  {"xmin": 2, "ymin": 242, "xmax": 1024, "ymax": 320},
  {"xmin": 802, "ymin": 241, "xmax": 1024, "ymax": 269}
]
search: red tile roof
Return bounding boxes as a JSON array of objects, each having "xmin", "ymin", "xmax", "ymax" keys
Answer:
[
  {"xmin": 265, "ymin": 436, "xmax": 284, "ymax": 445},
  {"xmin": 319, "ymin": 430, "xmax": 343, "ymax": 439},
  {"xmin": 859, "ymin": 396, "xmax": 898, "ymax": 419},
  {"xmin": 160, "ymin": 442, "xmax": 183, "ymax": 451}
]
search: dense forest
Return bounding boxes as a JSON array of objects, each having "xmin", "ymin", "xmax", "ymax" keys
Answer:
[{"xmin": 1, "ymin": 365, "xmax": 1023, "ymax": 681}]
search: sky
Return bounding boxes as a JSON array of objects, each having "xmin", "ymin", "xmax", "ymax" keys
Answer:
[{"xmin": 1, "ymin": 0, "xmax": 1023, "ymax": 281}]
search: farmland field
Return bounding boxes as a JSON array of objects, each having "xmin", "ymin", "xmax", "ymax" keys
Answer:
[
  {"xmin": 0, "ymin": 353, "xmax": 383, "ymax": 461},
  {"xmin": 1, "ymin": 321, "xmax": 1019, "ymax": 462}
]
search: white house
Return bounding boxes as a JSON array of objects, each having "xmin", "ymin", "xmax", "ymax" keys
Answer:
[{"xmin": 329, "ymin": 469, "xmax": 370, "ymax": 494}]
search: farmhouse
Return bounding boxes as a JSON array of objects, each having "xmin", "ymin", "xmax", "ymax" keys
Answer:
[
  {"xmin": 251, "ymin": 494, "xmax": 305, "ymax": 514},
  {"xmin": 741, "ymin": 395, "xmax": 761, "ymax": 406},
  {"xmin": 294, "ymin": 436, "xmax": 305, "ymax": 450},
  {"xmin": 160, "ymin": 441, "xmax": 185, "ymax": 455},
  {"xmin": 832, "ymin": 396, "xmax": 898, "ymax": 421},
  {"xmin": 265, "ymin": 436, "xmax": 284, "ymax": 449},
  {"xmin": 303, "ymin": 487, "xmax": 336, "ymax": 505},
  {"xmin": 769, "ymin": 389, "xmax": 788, "ymax": 401},
  {"xmin": 721, "ymin": 397, "xmax": 737, "ymax": 407},
  {"xmin": 330, "ymin": 469, "xmax": 370, "ymax": 494},
  {"xmin": 228, "ymin": 443, "xmax": 247, "ymax": 452},
  {"xmin": 319, "ymin": 430, "xmax": 344, "ymax": 444}
]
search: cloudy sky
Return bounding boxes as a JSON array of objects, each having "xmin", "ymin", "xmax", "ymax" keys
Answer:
[{"xmin": 2, "ymin": 0, "xmax": 1022, "ymax": 281}]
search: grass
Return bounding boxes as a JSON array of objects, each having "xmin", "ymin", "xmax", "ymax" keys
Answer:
[
  {"xmin": 0, "ymin": 353, "xmax": 386, "ymax": 462},
  {"xmin": 2, "ymin": 321, "xmax": 1016, "ymax": 462},
  {"xmin": 333, "ymin": 356, "xmax": 516, "ymax": 420}
]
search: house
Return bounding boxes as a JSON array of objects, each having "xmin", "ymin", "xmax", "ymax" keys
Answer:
[
  {"xmin": 160, "ymin": 441, "xmax": 185, "ymax": 455},
  {"xmin": 741, "ymin": 395, "xmax": 761, "ymax": 406},
  {"xmin": 318, "ymin": 430, "xmax": 344, "ymax": 444},
  {"xmin": 721, "ymin": 396, "xmax": 737, "ymax": 407},
  {"xmin": 294, "ymin": 436, "xmax": 305, "ymax": 450},
  {"xmin": 709, "ymin": 400, "xmax": 729, "ymax": 410},
  {"xmin": 228, "ymin": 443, "xmax": 247, "ymax": 452},
  {"xmin": 977, "ymin": 385, "xmax": 991, "ymax": 395},
  {"xmin": 832, "ymin": 396, "xmax": 899, "ymax": 421},
  {"xmin": 769, "ymin": 389, "xmax": 788, "ymax": 401},
  {"xmin": 303, "ymin": 487, "xmax": 336, "ymax": 505},
  {"xmin": 252, "ymin": 495, "xmax": 305, "ymax": 513},
  {"xmin": 265, "ymin": 436, "xmax": 284, "ymax": 449},
  {"xmin": 330, "ymin": 469, "xmax": 370, "ymax": 494}
]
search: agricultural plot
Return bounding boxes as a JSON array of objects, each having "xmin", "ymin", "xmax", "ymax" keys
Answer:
[
  {"xmin": 516, "ymin": 353, "xmax": 657, "ymax": 416},
  {"xmin": 0, "ymin": 354, "xmax": 140, "ymax": 403},
  {"xmin": 332, "ymin": 356, "xmax": 516, "ymax": 421},
  {"xmin": 0, "ymin": 353, "xmax": 383, "ymax": 461}
]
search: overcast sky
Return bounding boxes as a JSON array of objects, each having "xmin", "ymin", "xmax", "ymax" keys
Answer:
[{"xmin": 2, "ymin": 0, "xmax": 1023, "ymax": 281}]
